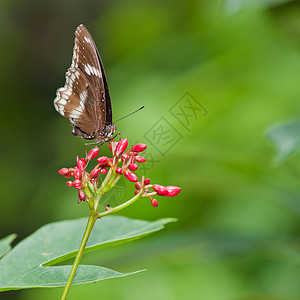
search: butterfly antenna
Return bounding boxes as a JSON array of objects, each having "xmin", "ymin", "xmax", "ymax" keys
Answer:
[{"xmin": 114, "ymin": 106, "xmax": 145, "ymax": 123}]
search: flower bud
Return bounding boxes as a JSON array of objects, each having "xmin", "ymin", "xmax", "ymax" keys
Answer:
[
  {"xmin": 115, "ymin": 138, "xmax": 128, "ymax": 156},
  {"xmin": 90, "ymin": 168, "xmax": 101, "ymax": 178},
  {"xmin": 144, "ymin": 178, "xmax": 150, "ymax": 185},
  {"xmin": 87, "ymin": 147, "xmax": 99, "ymax": 160},
  {"xmin": 107, "ymin": 158, "xmax": 113, "ymax": 166},
  {"xmin": 135, "ymin": 182, "xmax": 141, "ymax": 189},
  {"xmin": 134, "ymin": 190, "xmax": 139, "ymax": 195},
  {"xmin": 132, "ymin": 143, "xmax": 147, "ymax": 152},
  {"xmin": 58, "ymin": 168, "xmax": 69, "ymax": 176},
  {"xmin": 116, "ymin": 167, "xmax": 123, "ymax": 175},
  {"xmin": 151, "ymin": 198, "xmax": 158, "ymax": 207},
  {"xmin": 121, "ymin": 153, "xmax": 128, "ymax": 162},
  {"xmin": 66, "ymin": 181, "xmax": 73, "ymax": 187},
  {"xmin": 124, "ymin": 170, "xmax": 138, "ymax": 182},
  {"xmin": 109, "ymin": 141, "xmax": 118, "ymax": 154},
  {"xmin": 129, "ymin": 163, "xmax": 138, "ymax": 171},
  {"xmin": 100, "ymin": 168, "xmax": 108, "ymax": 174},
  {"xmin": 164, "ymin": 186, "xmax": 181, "ymax": 197},
  {"xmin": 73, "ymin": 179, "xmax": 82, "ymax": 190},
  {"xmin": 135, "ymin": 156, "xmax": 146, "ymax": 163},
  {"xmin": 77, "ymin": 159, "xmax": 86, "ymax": 171},
  {"xmin": 75, "ymin": 169, "xmax": 82, "ymax": 180},
  {"xmin": 78, "ymin": 190, "xmax": 86, "ymax": 201},
  {"xmin": 153, "ymin": 184, "xmax": 168, "ymax": 195},
  {"xmin": 97, "ymin": 156, "xmax": 108, "ymax": 164}
]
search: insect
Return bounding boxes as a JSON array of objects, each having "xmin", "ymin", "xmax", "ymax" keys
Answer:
[{"xmin": 54, "ymin": 24, "xmax": 117, "ymax": 146}]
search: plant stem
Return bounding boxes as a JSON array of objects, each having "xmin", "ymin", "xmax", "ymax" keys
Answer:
[
  {"xmin": 61, "ymin": 214, "xmax": 97, "ymax": 300},
  {"xmin": 98, "ymin": 190, "xmax": 143, "ymax": 218}
]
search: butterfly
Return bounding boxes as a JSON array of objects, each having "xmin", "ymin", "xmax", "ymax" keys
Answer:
[{"xmin": 54, "ymin": 24, "xmax": 116, "ymax": 145}]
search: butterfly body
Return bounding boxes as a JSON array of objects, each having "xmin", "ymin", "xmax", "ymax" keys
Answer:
[{"xmin": 54, "ymin": 24, "xmax": 116, "ymax": 143}]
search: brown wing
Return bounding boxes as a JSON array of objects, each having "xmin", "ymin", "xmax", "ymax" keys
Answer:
[{"xmin": 54, "ymin": 24, "xmax": 111, "ymax": 140}]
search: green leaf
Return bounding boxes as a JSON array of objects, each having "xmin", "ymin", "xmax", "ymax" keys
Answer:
[
  {"xmin": 0, "ymin": 234, "xmax": 17, "ymax": 259},
  {"xmin": 266, "ymin": 120, "xmax": 300, "ymax": 164},
  {"xmin": 0, "ymin": 216, "xmax": 175, "ymax": 291}
]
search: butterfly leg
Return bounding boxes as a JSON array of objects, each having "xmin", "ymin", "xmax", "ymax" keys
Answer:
[{"xmin": 110, "ymin": 132, "xmax": 121, "ymax": 142}]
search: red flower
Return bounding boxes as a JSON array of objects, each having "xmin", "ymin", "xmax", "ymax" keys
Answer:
[
  {"xmin": 129, "ymin": 163, "xmax": 138, "ymax": 171},
  {"xmin": 100, "ymin": 168, "xmax": 108, "ymax": 174},
  {"xmin": 75, "ymin": 169, "xmax": 82, "ymax": 180},
  {"xmin": 115, "ymin": 138, "xmax": 128, "ymax": 157},
  {"xmin": 132, "ymin": 143, "xmax": 147, "ymax": 152},
  {"xmin": 58, "ymin": 138, "xmax": 181, "ymax": 208},
  {"xmin": 135, "ymin": 156, "xmax": 146, "ymax": 163},
  {"xmin": 163, "ymin": 186, "xmax": 181, "ymax": 197},
  {"xmin": 97, "ymin": 156, "xmax": 108, "ymax": 164},
  {"xmin": 90, "ymin": 168, "xmax": 101, "ymax": 178},
  {"xmin": 78, "ymin": 190, "xmax": 86, "ymax": 201},
  {"xmin": 73, "ymin": 179, "xmax": 82, "ymax": 190},
  {"xmin": 77, "ymin": 159, "xmax": 86, "ymax": 171},
  {"xmin": 124, "ymin": 170, "xmax": 138, "ymax": 182},
  {"xmin": 150, "ymin": 199, "xmax": 158, "ymax": 207},
  {"xmin": 116, "ymin": 167, "xmax": 123, "ymax": 175},
  {"xmin": 87, "ymin": 147, "xmax": 99, "ymax": 160},
  {"xmin": 58, "ymin": 168, "xmax": 69, "ymax": 176},
  {"xmin": 152, "ymin": 184, "xmax": 169, "ymax": 195}
]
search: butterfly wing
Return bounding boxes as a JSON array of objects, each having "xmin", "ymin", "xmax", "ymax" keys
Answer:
[{"xmin": 54, "ymin": 24, "xmax": 112, "ymax": 140}]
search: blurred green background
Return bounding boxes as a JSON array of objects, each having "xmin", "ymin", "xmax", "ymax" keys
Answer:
[{"xmin": 2, "ymin": 0, "xmax": 300, "ymax": 299}]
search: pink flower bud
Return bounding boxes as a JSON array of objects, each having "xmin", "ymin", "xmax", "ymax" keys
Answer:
[
  {"xmin": 144, "ymin": 178, "xmax": 150, "ymax": 185},
  {"xmin": 133, "ymin": 152, "xmax": 138, "ymax": 156},
  {"xmin": 77, "ymin": 159, "xmax": 86, "ymax": 171},
  {"xmin": 97, "ymin": 156, "xmax": 108, "ymax": 164},
  {"xmin": 151, "ymin": 198, "xmax": 158, "ymax": 207},
  {"xmin": 153, "ymin": 184, "xmax": 168, "ymax": 195},
  {"xmin": 107, "ymin": 158, "xmax": 113, "ymax": 166},
  {"xmin": 58, "ymin": 168, "xmax": 69, "ymax": 176},
  {"xmin": 87, "ymin": 147, "xmax": 99, "ymax": 160},
  {"xmin": 73, "ymin": 179, "xmax": 82, "ymax": 190},
  {"xmin": 135, "ymin": 156, "xmax": 146, "ymax": 163},
  {"xmin": 66, "ymin": 181, "xmax": 73, "ymax": 187},
  {"xmin": 75, "ymin": 169, "xmax": 82, "ymax": 180},
  {"xmin": 135, "ymin": 182, "xmax": 141, "ymax": 189},
  {"xmin": 78, "ymin": 190, "xmax": 86, "ymax": 201},
  {"xmin": 100, "ymin": 168, "xmax": 108, "ymax": 174},
  {"xmin": 134, "ymin": 190, "xmax": 139, "ymax": 195},
  {"xmin": 121, "ymin": 153, "xmax": 129, "ymax": 161},
  {"xmin": 164, "ymin": 186, "xmax": 181, "ymax": 197},
  {"xmin": 132, "ymin": 143, "xmax": 147, "ymax": 152},
  {"xmin": 129, "ymin": 163, "xmax": 138, "ymax": 171},
  {"xmin": 109, "ymin": 141, "xmax": 118, "ymax": 154},
  {"xmin": 90, "ymin": 168, "xmax": 101, "ymax": 178},
  {"xmin": 124, "ymin": 170, "xmax": 138, "ymax": 182},
  {"xmin": 65, "ymin": 171, "xmax": 75, "ymax": 178},
  {"xmin": 116, "ymin": 167, "xmax": 123, "ymax": 175},
  {"xmin": 115, "ymin": 138, "xmax": 128, "ymax": 156}
]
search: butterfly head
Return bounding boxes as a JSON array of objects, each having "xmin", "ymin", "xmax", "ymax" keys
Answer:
[{"xmin": 99, "ymin": 124, "xmax": 116, "ymax": 142}]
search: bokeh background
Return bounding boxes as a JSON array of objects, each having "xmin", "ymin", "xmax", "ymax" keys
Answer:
[{"xmin": 2, "ymin": 0, "xmax": 300, "ymax": 299}]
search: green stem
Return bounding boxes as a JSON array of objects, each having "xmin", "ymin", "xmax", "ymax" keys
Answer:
[
  {"xmin": 98, "ymin": 190, "xmax": 143, "ymax": 218},
  {"xmin": 61, "ymin": 168, "xmax": 142, "ymax": 299},
  {"xmin": 60, "ymin": 214, "xmax": 97, "ymax": 300}
]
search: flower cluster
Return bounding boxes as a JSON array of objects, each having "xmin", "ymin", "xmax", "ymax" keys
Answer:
[{"xmin": 58, "ymin": 138, "xmax": 181, "ymax": 209}]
